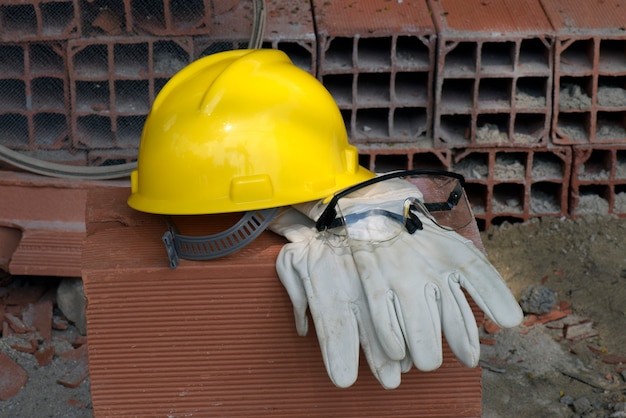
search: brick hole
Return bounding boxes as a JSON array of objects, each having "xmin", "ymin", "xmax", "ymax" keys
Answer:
[
  {"xmin": 114, "ymin": 43, "xmax": 149, "ymax": 77},
  {"xmin": 197, "ymin": 40, "xmax": 240, "ymax": 57},
  {"xmin": 441, "ymin": 78, "xmax": 474, "ymax": 111},
  {"xmin": 463, "ymin": 183, "xmax": 487, "ymax": 215},
  {"xmin": 0, "ymin": 5, "xmax": 37, "ymax": 38},
  {"xmin": 323, "ymin": 74, "xmax": 352, "ymax": 107},
  {"xmin": 515, "ymin": 77, "xmax": 547, "ymax": 109},
  {"xmin": 578, "ymin": 149, "xmax": 612, "ymax": 180},
  {"xmin": 412, "ymin": 152, "xmax": 448, "ymax": 170},
  {"xmin": 519, "ymin": 38, "xmax": 550, "ymax": 71},
  {"xmin": 354, "ymin": 108, "xmax": 389, "ymax": 141},
  {"xmin": 30, "ymin": 44, "xmax": 64, "ymax": 75},
  {"xmin": 558, "ymin": 76, "xmax": 592, "ymax": 110},
  {"xmin": 75, "ymin": 115, "xmax": 114, "ymax": 148},
  {"xmin": 0, "ymin": 79, "xmax": 26, "ymax": 111},
  {"xmin": 324, "ymin": 37, "xmax": 353, "ymax": 71},
  {"xmin": 40, "ymin": 1, "xmax": 76, "ymax": 37},
  {"xmin": 617, "ymin": 150, "xmax": 626, "ymax": 179},
  {"xmin": 396, "ymin": 36, "xmax": 430, "ymax": 68},
  {"xmin": 596, "ymin": 111, "xmax": 626, "ymax": 141},
  {"xmin": 575, "ymin": 185, "xmax": 610, "ymax": 215},
  {"xmin": 476, "ymin": 114, "xmax": 510, "ymax": 145},
  {"xmin": 439, "ymin": 114, "xmax": 471, "ymax": 146},
  {"xmin": 153, "ymin": 40, "xmax": 189, "ymax": 75},
  {"xmin": 115, "ymin": 80, "xmax": 150, "ymax": 113},
  {"xmin": 394, "ymin": 72, "xmax": 427, "ymax": 105},
  {"xmin": 275, "ymin": 42, "xmax": 313, "ymax": 74},
  {"xmin": 531, "ymin": 182, "xmax": 563, "ymax": 214},
  {"xmin": 339, "ymin": 108, "xmax": 353, "ymax": 136},
  {"xmin": 116, "ymin": 115, "xmax": 146, "ymax": 148},
  {"xmin": 597, "ymin": 75, "xmax": 626, "ymax": 108},
  {"xmin": 615, "ymin": 184, "xmax": 626, "ymax": 213},
  {"xmin": 443, "ymin": 41, "xmax": 476, "ymax": 75},
  {"xmin": 131, "ymin": 0, "xmax": 166, "ymax": 34},
  {"xmin": 371, "ymin": 154, "xmax": 408, "ymax": 172},
  {"xmin": 453, "ymin": 153, "xmax": 489, "ymax": 180},
  {"xmin": 357, "ymin": 37, "xmax": 392, "ymax": 70},
  {"xmin": 480, "ymin": 41, "xmax": 515, "ymax": 73},
  {"xmin": 392, "ymin": 108, "xmax": 427, "ymax": 140},
  {"xmin": 492, "ymin": 183, "xmax": 524, "ymax": 214},
  {"xmin": 34, "ymin": 113, "xmax": 67, "ymax": 147},
  {"xmin": 532, "ymin": 152, "xmax": 565, "ymax": 181},
  {"xmin": 0, "ymin": 114, "xmax": 29, "ymax": 148},
  {"xmin": 32, "ymin": 77, "xmax": 65, "ymax": 111},
  {"xmin": 494, "ymin": 152, "xmax": 526, "ymax": 181},
  {"xmin": 0, "ymin": 45, "xmax": 24, "ymax": 76},
  {"xmin": 514, "ymin": 113, "xmax": 546, "ymax": 145},
  {"xmin": 358, "ymin": 153, "xmax": 371, "ymax": 170},
  {"xmin": 599, "ymin": 39, "xmax": 626, "ymax": 73},
  {"xmin": 154, "ymin": 78, "xmax": 168, "ymax": 97},
  {"xmin": 560, "ymin": 39, "xmax": 594, "ymax": 73},
  {"xmin": 73, "ymin": 44, "xmax": 108, "ymax": 78},
  {"xmin": 474, "ymin": 217, "xmax": 486, "ymax": 231},
  {"xmin": 356, "ymin": 73, "xmax": 390, "ymax": 105},
  {"xmin": 478, "ymin": 78, "xmax": 512, "ymax": 110},
  {"xmin": 490, "ymin": 216, "xmax": 524, "ymax": 228},
  {"xmin": 75, "ymin": 81, "xmax": 109, "ymax": 112},
  {"xmin": 170, "ymin": 0, "xmax": 207, "ymax": 30},
  {"xmin": 556, "ymin": 112, "xmax": 590, "ymax": 142},
  {"xmin": 81, "ymin": 0, "xmax": 126, "ymax": 36}
]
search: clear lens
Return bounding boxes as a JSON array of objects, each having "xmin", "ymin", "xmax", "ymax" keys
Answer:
[{"xmin": 325, "ymin": 173, "xmax": 472, "ymax": 243}]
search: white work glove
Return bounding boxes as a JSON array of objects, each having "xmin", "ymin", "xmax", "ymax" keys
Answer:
[
  {"xmin": 269, "ymin": 208, "xmax": 411, "ymax": 389},
  {"xmin": 304, "ymin": 179, "xmax": 523, "ymax": 371}
]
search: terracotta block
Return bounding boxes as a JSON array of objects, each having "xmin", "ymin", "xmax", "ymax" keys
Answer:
[
  {"xmin": 451, "ymin": 146, "xmax": 572, "ymax": 230},
  {"xmin": 570, "ymin": 145, "xmax": 626, "ymax": 218},
  {"xmin": 541, "ymin": 0, "xmax": 626, "ymax": 145},
  {"xmin": 429, "ymin": 0, "xmax": 554, "ymax": 149},
  {"xmin": 83, "ymin": 187, "xmax": 485, "ymax": 417},
  {"xmin": 313, "ymin": 0, "xmax": 437, "ymax": 149},
  {"xmin": 0, "ymin": 170, "xmax": 128, "ymax": 277},
  {"xmin": 0, "ymin": 0, "xmax": 80, "ymax": 42}
]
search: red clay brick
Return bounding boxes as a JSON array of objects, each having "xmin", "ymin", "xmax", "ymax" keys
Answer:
[
  {"xmin": 429, "ymin": 0, "xmax": 554, "ymax": 149},
  {"xmin": 82, "ymin": 187, "xmax": 485, "ymax": 417}
]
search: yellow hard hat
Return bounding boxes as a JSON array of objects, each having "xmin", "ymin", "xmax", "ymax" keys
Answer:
[
  {"xmin": 127, "ymin": 49, "xmax": 374, "ymax": 266},
  {"xmin": 128, "ymin": 48, "xmax": 373, "ymax": 215}
]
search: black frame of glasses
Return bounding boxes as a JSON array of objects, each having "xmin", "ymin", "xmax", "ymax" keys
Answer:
[{"xmin": 315, "ymin": 169, "xmax": 466, "ymax": 233}]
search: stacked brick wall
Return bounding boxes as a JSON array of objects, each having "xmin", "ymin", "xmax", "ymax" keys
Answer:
[{"xmin": 1, "ymin": 0, "xmax": 626, "ymax": 228}]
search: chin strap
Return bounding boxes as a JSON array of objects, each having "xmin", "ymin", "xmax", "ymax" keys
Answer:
[{"xmin": 161, "ymin": 207, "xmax": 280, "ymax": 268}]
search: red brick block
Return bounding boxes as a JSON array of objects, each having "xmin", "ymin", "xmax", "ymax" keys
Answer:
[{"xmin": 82, "ymin": 187, "xmax": 485, "ymax": 417}]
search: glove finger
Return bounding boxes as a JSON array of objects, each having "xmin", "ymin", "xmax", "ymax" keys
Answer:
[
  {"xmin": 451, "ymin": 240, "xmax": 523, "ymax": 329},
  {"xmin": 440, "ymin": 273, "xmax": 481, "ymax": 367},
  {"xmin": 358, "ymin": 271, "xmax": 406, "ymax": 361},
  {"xmin": 275, "ymin": 244, "xmax": 309, "ymax": 335},
  {"xmin": 426, "ymin": 227, "xmax": 523, "ymax": 329},
  {"xmin": 354, "ymin": 301, "xmax": 402, "ymax": 389},
  {"xmin": 305, "ymin": 288, "xmax": 360, "ymax": 388},
  {"xmin": 400, "ymin": 282, "xmax": 444, "ymax": 371}
]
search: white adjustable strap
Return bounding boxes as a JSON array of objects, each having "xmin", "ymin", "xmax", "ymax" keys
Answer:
[{"xmin": 161, "ymin": 208, "xmax": 280, "ymax": 268}]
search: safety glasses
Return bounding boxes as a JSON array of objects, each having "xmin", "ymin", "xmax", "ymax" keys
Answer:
[{"xmin": 315, "ymin": 169, "xmax": 471, "ymax": 242}]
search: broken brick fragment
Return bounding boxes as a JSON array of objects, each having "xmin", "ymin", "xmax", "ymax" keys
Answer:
[
  {"xmin": 4, "ymin": 312, "xmax": 34, "ymax": 333},
  {"xmin": 0, "ymin": 352, "xmax": 28, "ymax": 400}
]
